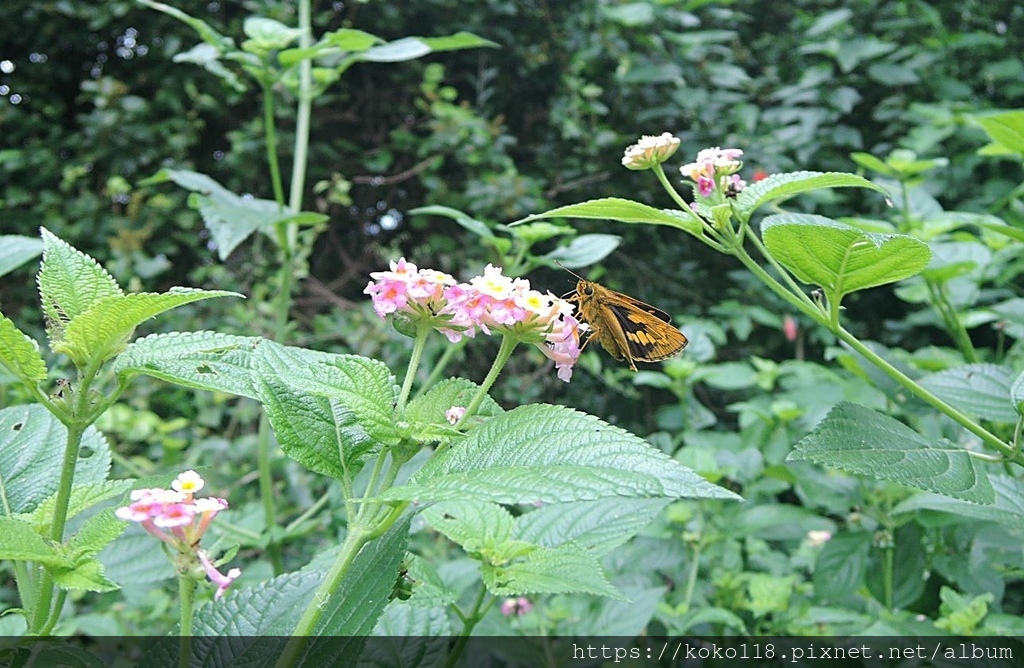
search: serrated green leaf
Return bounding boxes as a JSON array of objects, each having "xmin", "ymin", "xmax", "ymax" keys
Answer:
[
  {"xmin": 893, "ymin": 474, "xmax": 1024, "ymax": 525},
  {"xmin": 54, "ymin": 288, "xmax": 242, "ymax": 366},
  {"xmin": 0, "ymin": 405, "xmax": 111, "ymax": 514},
  {"xmin": 511, "ymin": 197, "xmax": 703, "ymax": 235},
  {"xmin": 113, "ymin": 331, "xmax": 261, "ymax": 398},
  {"xmin": 400, "ymin": 555, "xmax": 456, "ymax": 608},
  {"xmin": 788, "ymin": 402, "xmax": 994, "ymax": 504},
  {"xmin": 762, "ymin": 214, "xmax": 931, "ymax": 299},
  {"xmin": 370, "ymin": 604, "xmax": 452, "ymax": 647},
  {"xmin": 51, "ymin": 556, "xmax": 119, "ymax": 593},
  {"xmin": 482, "ymin": 543, "xmax": 622, "ymax": 599},
  {"xmin": 384, "ymin": 404, "xmax": 738, "ymax": 504},
  {"xmin": 0, "ymin": 234, "xmax": 43, "ymax": 278},
  {"xmin": 542, "ymin": 234, "xmax": 621, "ymax": 268},
  {"xmin": 253, "ymin": 345, "xmax": 395, "ymax": 478},
  {"xmin": 404, "ymin": 378, "xmax": 501, "ymax": 443},
  {"xmin": 973, "ymin": 110, "xmax": 1024, "ymax": 156},
  {"xmin": 512, "ymin": 498, "xmax": 669, "ymax": 555},
  {"xmin": 421, "ymin": 500, "xmax": 518, "ymax": 558},
  {"xmin": 0, "ymin": 517, "xmax": 72, "ymax": 567},
  {"xmin": 736, "ymin": 171, "xmax": 888, "ymax": 215},
  {"xmin": 0, "ymin": 314, "xmax": 47, "ymax": 382},
  {"xmin": 27, "ymin": 480, "xmax": 134, "ymax": 533},
  {"xmin": 919, "ymin": 363, "xmax": 1019, "ymax": 424},
  {"xmin": 38, "ymin": 228, "xmax": 122, "ymax": 343},
  {"xmin": 66, "ymin": 509, "xmax": 127, "ymax": 558}
]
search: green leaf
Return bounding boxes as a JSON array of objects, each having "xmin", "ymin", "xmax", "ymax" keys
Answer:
[
  {"xmin": 0, "ymin": 517, "xmax": 73, "ymax": 567},
  {"xmin": 51, "ymin": 556, "xmax": 119, "ymax": 593},
  {"xmin": 65, "ymin": 508, "xmax": 127, "ymax": 557},
  {"xmin": 37, "ymin": 228, "xmax": 122, "ymax": 343},
  {"xmin": 137, "ymin": 0, "xmax": 235, "ymax": 52},
  {"xmin": 421, "ymin": 500, "xmax": 516, "ymax": 556},
  {"xmin": 352, "ymin": 33, "xmax": 494, "ymax": 64},
  {"xmin": 253, "ymin": 345, "xmax": 396, "ymax": 478},
  {"xmin": 404, "ymin": 377, "xmax": 502, "ymax": 442},
  {"xmin": 54, "ymin": 288, "xmax": 243, "ymax": 367},
  {"xmin": 410, "ymin": 205, "xmax": 495, "ymax": 239},
  {"xmin": 788, "ymin": 402, "xmax": 994, "ymax": 504},
  {"xmin": 0, "ymin": 314, "xmax": 47, "ymax": 382},
  {"xmin": 542, "ymin": 234, "xmax": 621, "ymax": 268},
  {"xmin": 370, "ymin": 603, "xmax": 452, "ymax": 640},
  {"xmin": 384, "ymin": 404, "xmax": 738, "ymax": 504},
  {"xmin": 762, "ymin": 214, "xmax": 931, "ymax": 299},
  {"xmin": 813, "ymin": 532, "xmax": 871, "ymax": 601},
  {"xmin": 417, "ymin": 32, "xmax": 499, "ymax": 52},
  {"xmin": 26, "ymin": 480, "xmax": 134, "ymax": 533},
  {"xmin": 482, "ymin": 543, "xmax": 622, "ymax": 599},
  {"xmin": 113, "ymin": 331, "xmax": 261, "ymax": 398},
  {"xmin": 919, "ymin": 363, "xmax": 1020, "ymax": 424},
  {"xmin": 242, "ymin": 17, "xmax": 302, "ymax": 52},
  {"xmin": 323, "ymin": 28, "xmax": 380, "ymax": 52},
  {"xmin": 736, "ymin": 171, "xmax": 888, "ymax": 215},
  {"xmin": 512, "ymin": 498, "xmax": 669, "ymax": 555},
  {"xmin": 893, "ymin": 474, "xmax": 1024, "ymax": 525},
  {"xmin": 1012, "ymin": 370, "xmax": 1024, "ymax": 416},
  {"xmin": 512, "ymin": 198, "xmax": 703, "ymax": 235},
  {"xmin": 973, "ymin": 110, "xmax": 1024, "ymax": 156},
  {"xmin": 155, "ymin": 169, "xmax": 327, "ymax": 259},
  {"xmin": 0, "ymin": 405, "xmax": 111, "ymax": 514},
  {"xmin": 0, "ymin": 234, "xmax": 43, "ymax": 278}
]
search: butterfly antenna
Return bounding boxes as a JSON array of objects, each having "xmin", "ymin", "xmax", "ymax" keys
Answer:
[{"xmin": 553, "ymin": 260, "xmax": 587, "ymax": 282}]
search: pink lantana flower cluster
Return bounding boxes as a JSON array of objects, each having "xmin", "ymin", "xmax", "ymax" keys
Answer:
[
  {"xmin": 365, "ymin": 259, "xmax": 584, "ymax": 382},
  {"xmin": 116, "ymin": 470, "xmax": 240, "ymax": 599},
  {"xmin": 679, "ymin": 147, "xmax": 747, "ymax": 198}
]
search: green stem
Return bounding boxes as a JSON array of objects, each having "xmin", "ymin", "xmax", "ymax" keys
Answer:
[
  {"xmin": 925, "ymin": 280, "xmax": 978, "ymax": 362},
  {"xmin": 682, "ymin": 536, "xmax": 702, "ymax": 611},
  {"xmin": 261, "ymin": 80, "xmax": 286, "ymax": 208},
  {"xmin": 256, "ymin": 413, "xmax": 284, "ymax": 574},
  {"xmin": 651, "ymin": 164, "xmax": 704, "ymax": 226},
  {"xmin": 836, "ymin": 326, "xmax": 1014, "ymax": 460},
  {"xmin": 287, "ymin": 0, "xmax": 313, "ymax": 239},
  {"xmin": 741, "ymin": 226, "xmax": 818, "ymax": 312},
  {"xmin": 882, "ymin": 538, "xmax": 894, "ymax": 611},
  {"xmin": 453, "ymin": 334, "xmax": 519, "ymax": 430},
  {"xmin": 396, "ymin": 323, "xmax": 433, "ymax": 415},
  {"xmin": 178, "ymin": 573, "xmax": 195, "ymax": 668},
  {"xmin": 444, "ymin": 585, "xmax": 490, "ymax": 668},
  {"xmin": 413, "ymin": 338, "xmax": 467, "ymax": 401}
]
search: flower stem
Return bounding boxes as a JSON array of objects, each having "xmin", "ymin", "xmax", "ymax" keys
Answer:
[
  {"xmin": 454, "ymin": 334, "xmax": 518, "ymax": 429},
  {"xmin": 444, "ymin": 585, "xmax": 490, "ymax": 668},
  {"xmin": 396, "ymin": 323, "xmax": 433, "ymax": 415}
]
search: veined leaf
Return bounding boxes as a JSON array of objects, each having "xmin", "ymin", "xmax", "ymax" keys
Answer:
[
  {"xmin": 919, "ymin": 363, "xmax": 1019, "ymax": 424},
  {"xmin": 893, "ymin": 474, "xmax": 1024, "ymax": 525},
  {"xmin": 542, "ymin": 233, "xmax": 621, "ymax": 268},
  {"xmin": 404, "ymin": 377, "xmax": 501, "ymax": 444},
  {"xmin": 421, "ymin": 500, "xmax": 516, "ymax": 556},
  {"xmin": 0, "ymin": 517, "xmax": 73, "ymax": 567},
  {"xmin": 384, "ymin": 404, "xmax": 738, "ymax": 504},
  {"xmin": 762, "ymin": 214, "xmax": 930, "ymax": 299},
  {"xmin": 788, "ymin": 402, "xmax": 994, "ymax": 504},
  {"xmin": 53, "ymin": 288, "xmax": 242, "ymax": 367},
  {"xmin": 38, "ymin": 228, "xmax": 122, "ymax": 343},
  {"xmin": 511, "ymin": 198, "xmax": 703, "ymax": 235},
  {"xmin": 512, "ymin": 498, "xmax": 669, "ymax": 555},
  {"xmin": 736, "ymin": 171, "xmax": 888, "ymax": 215},
  {"xmin": 0, "ymin": 314, "xmax": 47, "ymax": 382},
  {"xmin": 481, "ymin": 543, "xmax": 622, "ymax": 599},
  {"xmin": 113, "ymin": 331, "xmax": 262, "ymax": 398}
]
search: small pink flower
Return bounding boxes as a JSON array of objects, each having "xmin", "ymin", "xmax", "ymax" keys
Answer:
[
  {"xmin": 783, "ymin": 315, "xmax": 798, "ymax": 342},
  {"xmin": 198, "ymin": 549, "xmax": 241, "ymax": 600},
  {"xmin": 807, "ymin": 530, "xmax": 832, "ymax": 547},
  {"xmin": 697, "ymin": 175, "xmax": 715, "ymax": 197},
  {"xmin": 445, "ymin": 406, "xmax": 467, "ymax": 425},
  {"xmin": 500, "ymin": 597, "xmax": 534, "ymax": 616}
]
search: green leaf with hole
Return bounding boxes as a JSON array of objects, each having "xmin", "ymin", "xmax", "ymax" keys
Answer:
[
  {"xmin": 512, "ymin": 198, "xmax": 702, "ymax": 235},
  {"xmin": 762, "ymin": 214, "xmax": 931, "ymax": 300},
  {"xmin": 788, "ymin": 402, "xmax": 993, "ymax": 504}
]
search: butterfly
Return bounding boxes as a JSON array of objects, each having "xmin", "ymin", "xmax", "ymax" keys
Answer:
[{"xmin": 564, "ymin": 267, "xmax": 688, "ymax": 371}]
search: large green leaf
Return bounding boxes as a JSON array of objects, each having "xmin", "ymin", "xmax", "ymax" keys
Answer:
[
  {"xmin": 356, "ymin": 33, "xmax": 496, "ymax": 63},
  {"xmin": 512, "ymin": 197, "xmax": 702, "ymax": 234},
  {"xmin": 404, "ymin": 378, "xmax": 501, "ymax": 445},
  {"xmin": 0, "ymin": 234, "xmax": 43, "ymax": 278},
  {"xmin": 892, "ymin": 474, "xmax": 1024, "ymax": 525},
  {"xmin": 253, "ymin": 345, "xmax": 396, "ymax": 479},
  {"xmin": 762, "ymin": 214, "xmax": 931, "ymax": 299},
  {"xmin": 919, "ymin": 363, "xmax": 1019, "ymax": 424},
  {"xmin": 512, "ymin": 497, "xmax": 669, "ymax": 555},
  {"xmin": 53, "ymin": 288, "xmax": 242, "ymax": 367},
  {"xmin": 113, "ymin": 331, "xmax": 261, "ymax": 398},
  {"xmin": 541, "ymin": 233, "xmax": 621, "ymax": 268},
  {"xmin": 974, "ymin": 110, "xmax": 1024, "ymax": 156},
  {"xmin": 37, "ymin": 228, "xmax": 122, "ymax": 342},
  {"xmin": 481, "ymin": 543, "xmax": 622, "ymax": 599},
  {"xmin": 788, "ymin": 402, "xmax": 994, "ymax": 504},
  {"xmin": 0, "ymin": 405, "xmax": 110, "ymax": 514},
  {"xmin": 421, "ymin": 500, "xmax": 516, "ymax": 556},
  {"xmin": 384, "ymin": 404, "xmax": 738, "ymax": 504},
  {"xmin": 0, "ymin": 314, "xmax": 47, "ymax": 382},
  {"xmin": 0, "ymin": 517, "xmax": 73, "ymax": 567},
  {"xmin": 736, "ymin": 170, "xmax": 887, "ymax": 215},
  {"xmin": 812, "ymin": 532, "xmax": 871, "ymax": 602}
]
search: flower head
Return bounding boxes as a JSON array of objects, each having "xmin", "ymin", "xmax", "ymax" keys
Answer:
[
  {"xmin": 445, "ymin": 406, "xmax": 467, "ymax": 425},
  {"xmin": 622, "ymin": 132, "xmax": 681, "ymax": 170},
  {"xmin": 198, "ymin": 550, "xmax": 242, "ymax": 600},
  {"xmin": 679, "ymin": 147, "xmax": 747, "ymax": 201},
  {"xmin": 500, "ymin": 597, "xmax": 534, "ymax": 616},
  {"xmin": 806, "ymin": 530, "xmax": 833, "ymax": 547}
]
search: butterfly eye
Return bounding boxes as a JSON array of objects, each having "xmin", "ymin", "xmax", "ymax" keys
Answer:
[{"xmin": 583, "ymin": 285, "xmax": 594, "ymax": 295}]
